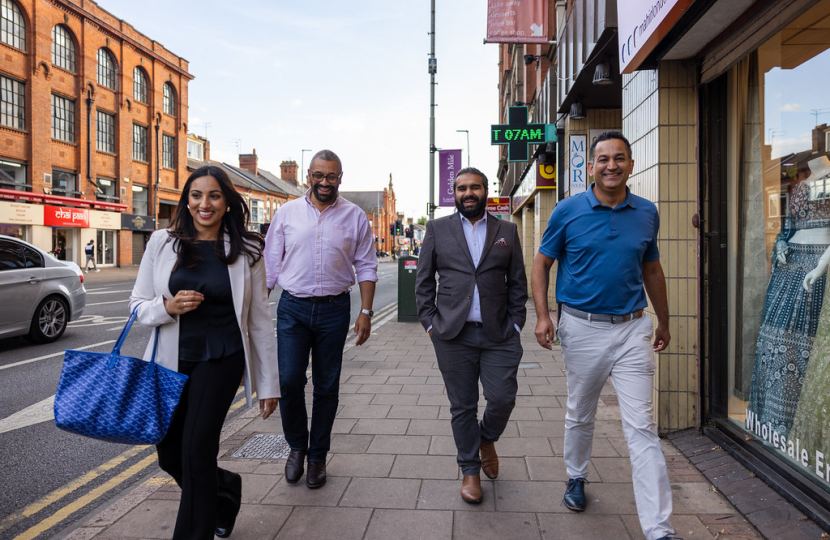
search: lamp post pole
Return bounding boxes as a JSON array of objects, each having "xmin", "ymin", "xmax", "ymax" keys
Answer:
[
  {"xmin": 456, "ymin": 129, "xmax": 469, "ymax": 167},
  {"xmin": 300, "ymin": 149, "xmax": 312, "ymax": 186},
  {"xmin": 428, "ymin": 0, "xmax": 436, "ymax": 221}
]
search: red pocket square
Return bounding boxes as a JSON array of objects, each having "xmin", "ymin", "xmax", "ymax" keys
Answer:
[{"xmin": 494, "ymin": 238, "xmax": 507, "ymax": 246}]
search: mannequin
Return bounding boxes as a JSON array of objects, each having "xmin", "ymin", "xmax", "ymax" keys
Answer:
[
  {"xmin": 747, "ymin": 155, "xmax": 830, "ymax": 439},
  {"xmin": 789, "ymin": 156, "xmax": 830, "ymax": 462}
]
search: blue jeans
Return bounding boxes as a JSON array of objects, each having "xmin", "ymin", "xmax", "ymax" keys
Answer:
[{"xmin": 277, "ymin": 290, "xmax": 350, "ymax": 462}]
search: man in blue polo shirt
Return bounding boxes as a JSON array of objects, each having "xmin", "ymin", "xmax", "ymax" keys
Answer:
[{"xmin": 530, "ymin": 131, "xmax": 676, "ymax": 540}]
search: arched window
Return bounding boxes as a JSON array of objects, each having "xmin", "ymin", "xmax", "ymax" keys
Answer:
[
  {"xmin": 97, "ymin": 48, "xmax": 116, "ymax": 89},
  {"xmin": 163, "ymin": 82, "xmax": 175, "ymax": 116},
  {"xmin": 0, "ymin": 0, "xmax": 25, "ymax": 51},
  {"xmin": 133, "ymin": 67, "xmax": 148, "ymax": 104},
  {"xmin": 51, "ymin": 25, "xmax": 75, "ymax": 72}
]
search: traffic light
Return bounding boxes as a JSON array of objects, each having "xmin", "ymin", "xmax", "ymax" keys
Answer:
[
  {"xmin": 395, "ymin": 219, "xmax": 402, "ymax": 235},
  {"xmin": 390, "ymin": 224, "xmax": 395, "ymax": 236},
  {"xmin": 405, "ymin": 227, "xmax": 411, "ymax": 238},
  {"xmin": 374, "ymin": 234, "xmax": 378, "ymax": 243}
]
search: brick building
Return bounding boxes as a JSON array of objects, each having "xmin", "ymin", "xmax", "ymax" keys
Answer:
[
  {"xmin": 0, "ymin": 0, "xmax": 192, "ymax": 266},
  {"xmin": 339, "ymin": 174, "xmax": 396, "ymax": 252}
]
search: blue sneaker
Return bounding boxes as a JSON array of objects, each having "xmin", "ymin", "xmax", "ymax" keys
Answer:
[{"xmin": 563, "ymin": 478, "xmax": 586, "ymax": 511}]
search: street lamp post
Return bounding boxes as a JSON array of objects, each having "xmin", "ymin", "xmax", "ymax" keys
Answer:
[
  {"xmin": 456, "ymin": 129, "xmax": 470, "ymax": 167},
  {"xmin": 300, "ymin": 149, "xmax": 312, "ymax": 186}
]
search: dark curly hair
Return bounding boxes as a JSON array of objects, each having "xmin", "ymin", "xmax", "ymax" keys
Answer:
[{"xmin": 168, "ymin": 165, "xmax": 264, "ymax": 269}]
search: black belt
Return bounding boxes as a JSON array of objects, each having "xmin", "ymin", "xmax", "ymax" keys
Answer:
[
  {"xmin": 292, "ymin": 290, "xmax": 350, "ymax": 302},
  {"xmin": 465, "ymin": 321, "xmax": 483, "ymax": 328},
  {"xmin": 562, "ymin": 304, "xmax": 644, "ymax": 324}
]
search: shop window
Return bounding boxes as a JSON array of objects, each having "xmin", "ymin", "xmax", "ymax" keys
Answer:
[
  {"xmin": 51, "ymin": 169, "xmax": 78, "ymax": 197},
  {"xmin": 0, "ymin": 159, "xmax": 27, "ymax": 191},
  {"xmin": 162, "ymin": 134, "xmax": 175, "ymax": 169},
  {"xmin": 96, "ymin": 177, "xmax": 117, "ymax": 202},
  {"xmin": 132, "ymin": 184, "xmax": 148, "ymax": 215},
  {"xmin": 0, "ymin": 0, "xmax": 25, "ymax": 51},
  {"xmin": 97, "ymin": 48, "xmax": 117, "ymax": 90},
  {"xmin": 133, "ymin": 67, "xmax": 148, "ymax": 104},
  {"xmin": 51, "ymin": 25, "xmax": 75, "ymax": 72},
  {"xmin": 132, "ymin": 123, "xmax": 147, "ymax": 162},
  {"xmin": 728, "ymin": 0, "xmax": 830, "ymax": 492},
  {"xmin": 1, "ymin": 75, "xmax": 25, "ymax": 130},
  {"xmin": 96, "ymin": 230, "xmax": 115, "ymax": 265},
  {"xmin": 96, "ymin": 110, "xmax": 115, "ymax": 153},
  {"xmin": 51, "ymin": 94, "xmax": 75, "ymax": 143}
]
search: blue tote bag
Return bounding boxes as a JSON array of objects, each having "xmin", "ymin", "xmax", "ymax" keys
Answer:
[{"xmin": 54, "ymin": 308, "xmax": 188, "ymax": 445}]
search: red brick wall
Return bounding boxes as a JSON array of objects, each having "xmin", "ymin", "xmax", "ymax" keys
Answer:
[{"xmin": 0, "ymin": 0, "xmax": 192, "ymax": 265}]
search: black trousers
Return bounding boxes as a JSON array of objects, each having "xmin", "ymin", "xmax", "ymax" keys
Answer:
[
  {"xmin": 431, "ymin": 323, "xmax": 523, "ymax": 475},
  {"xmin": 156, "ymin": 349, "xmax": 245, "ymax": 540}
]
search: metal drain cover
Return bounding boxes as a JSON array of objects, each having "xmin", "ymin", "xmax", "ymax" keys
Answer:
[
  {"xmin": 232, "ymin": 434, "xmax": 290, "ymax": 459},
  {"xmin": 518, "ymin": 362, "xmax": 541, "ymax": 369}
]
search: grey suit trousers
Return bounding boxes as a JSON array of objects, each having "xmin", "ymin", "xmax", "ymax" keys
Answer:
[{"xmin": 432, "ymin": 322, "xmax": 523, "ymax": 475}]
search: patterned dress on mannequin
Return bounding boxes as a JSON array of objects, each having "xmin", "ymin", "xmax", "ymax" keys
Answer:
[{"xmin": 747, "ymin": 179, "xmax": 829, "ymax": 438}]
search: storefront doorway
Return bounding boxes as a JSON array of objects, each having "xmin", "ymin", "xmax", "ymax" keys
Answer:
[
  {"xmin": 51, "ymin": 228, "xmax": 75, "ymax": 262},
  {"xmin": 96, "ymin": 230, "xmax": 116, "ymax": 266}
]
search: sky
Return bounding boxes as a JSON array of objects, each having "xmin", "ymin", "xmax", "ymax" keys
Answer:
[
  {"xmin": 97, "ymin": 0, "xmax": 500, "ymax": 220},
  {"xmin": 764, "ymin": 47, "xmax": 830, "ymax": 159}
]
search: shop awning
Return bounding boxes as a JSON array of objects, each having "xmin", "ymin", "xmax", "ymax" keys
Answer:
[{"xmin": 0, "ymin": 188, "xmax": 128, "ymax": 212}]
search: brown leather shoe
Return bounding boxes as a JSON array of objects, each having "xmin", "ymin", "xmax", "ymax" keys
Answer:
[
  {"xmin": 460, "ymin": 474, "xmax": 482, "ymax": 504},
  {"xmin": 480, "ymin": 442, "xmax": 499, "ymax": 479}
]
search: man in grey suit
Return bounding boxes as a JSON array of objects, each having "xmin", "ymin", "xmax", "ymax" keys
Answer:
[{"xmin": 416, "ymin": 167, "xmax": 527, "ymax": 504}]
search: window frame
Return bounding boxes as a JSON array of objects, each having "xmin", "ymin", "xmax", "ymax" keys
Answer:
[
  {"xmin": 132, "ymin": 123, "xmax": 148, "ymax": 162},
  {"xmin": 0, "ymin": 0, "xmax": 25, "ymax": 51},
  {"xmin": 163, "ymin": 82, "xmax": 175, "ymax": 116},
  {"xmin": 0, "ymin": 74, "xmax": 25, "ymax": 130},
  {"xmin": 51, "ymin": 93, "xmax": 75, "ymax": 143},
  {"xmin": 51, "ymin": 25, "xmax": 75, "ymax": 72},
  {"xmin": 97, "ymin": 47, "xmax": 117, "ymax": 90},
  {"xmin": 51, "ymin": 168, "xmax": 79, "ymax": 197},
  {"xmin": 133, "ymin": 66, "xmax": 148, "ymax": 104},
  {"xmin": 96, "ymin": 109, "xmax": 115, "ymax": 153},
  {"xmin": 162, "ymin": 134, "xmax": 175, "ymax": 169}
]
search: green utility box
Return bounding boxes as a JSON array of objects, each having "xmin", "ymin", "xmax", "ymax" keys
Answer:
[{"xmin": 397, "ymin": 255, "xmax": 419, "ymax": 322}]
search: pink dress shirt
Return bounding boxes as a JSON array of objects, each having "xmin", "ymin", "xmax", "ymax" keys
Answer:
[{"xmin": 264, "ymin": 192, "xmax": 378, "ymax": 296}]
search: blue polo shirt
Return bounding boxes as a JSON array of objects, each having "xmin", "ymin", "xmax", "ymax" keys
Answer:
[{"xmin": 538, "ymin": 184, "xmax": 660, "ymax": 314}]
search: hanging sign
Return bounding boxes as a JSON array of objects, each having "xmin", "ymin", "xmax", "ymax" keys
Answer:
[
  {"xmin": 486, "ymin": 0, "xmax": 549, "ymax": 44},
  {"xmin": 438, "ymin": 149, "xmax": 462, "ymax": 206},
  {"xmin": 569, "ymin": 135, "xmax": 588, "ymax": 194}
]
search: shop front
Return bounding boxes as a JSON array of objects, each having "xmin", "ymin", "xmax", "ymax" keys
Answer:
[
  {"xmin": 699, "ymin": 0, "xmax": 830, "ymax": 522},
  {"xmin": 121, "ymin": 213, "xmax": 155, "ymax": 265}
]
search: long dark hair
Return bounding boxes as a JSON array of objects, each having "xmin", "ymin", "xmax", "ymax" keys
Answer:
[{"xmin": 168, "ymin": 165, "xmax": 264, "ymax": 268}]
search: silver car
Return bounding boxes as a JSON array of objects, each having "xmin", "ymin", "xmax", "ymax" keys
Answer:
[{"xmin": 0, "ymin": 235, "xmax": 86, "ymax": 343}]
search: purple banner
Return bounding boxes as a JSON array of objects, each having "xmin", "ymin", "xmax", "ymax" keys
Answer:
[{"xmin": 438, "ymin": 149, "xmax": 462, "ymax": 206}]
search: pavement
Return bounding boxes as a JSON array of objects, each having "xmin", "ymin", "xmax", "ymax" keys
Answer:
[{"xmin": 53, "ymin": 277, "xmax": 825, "ymax": 540}]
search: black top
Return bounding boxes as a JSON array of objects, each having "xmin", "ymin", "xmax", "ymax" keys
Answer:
[{"xmin": 169, "ymin": 241, "xmax": 243, "ymax": 362}]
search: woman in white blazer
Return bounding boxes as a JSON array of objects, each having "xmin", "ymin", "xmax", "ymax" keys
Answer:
[{"xmin": 130, "ymin": 165, "xmax": 279, "ymax": 540}]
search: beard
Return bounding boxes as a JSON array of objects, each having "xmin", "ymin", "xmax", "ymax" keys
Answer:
[
  {"xmin": 455, "ymin": 194, "xmax": 487, "ymax": 220},
  {"xmin": 312, "ymin": 183, "xmax": 338, "ymax": 203}
]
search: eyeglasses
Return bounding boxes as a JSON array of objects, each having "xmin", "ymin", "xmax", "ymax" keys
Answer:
[{"xmin": 310, "ymin": 172, "xmax": 342, "ymax": 182}]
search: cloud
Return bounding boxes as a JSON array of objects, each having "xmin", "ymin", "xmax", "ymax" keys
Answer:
[
  {"xmin": 291, "ymin": 99, "xmax": 303, "ymax": 107},
  {"xmin": 781, "ymin": 103, "xmax": 802, "ymax": 112}
]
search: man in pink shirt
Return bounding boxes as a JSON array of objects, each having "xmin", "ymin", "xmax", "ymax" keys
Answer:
[{"xmin": 264, "ymin": 149, "xmax": 377, "ymax": 489}]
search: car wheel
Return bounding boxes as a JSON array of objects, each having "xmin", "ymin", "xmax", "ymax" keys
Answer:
[{"xmin": 27, "ymin": 296, "xmax": 69, "ymax": 343}]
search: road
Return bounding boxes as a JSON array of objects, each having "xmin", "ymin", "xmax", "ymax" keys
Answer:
[{"xmin": 0, "ymin": 260, "xmax": 399, "ymax": 540}]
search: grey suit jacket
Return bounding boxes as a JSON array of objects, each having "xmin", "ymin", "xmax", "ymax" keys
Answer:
[{"xmin": 415, "ymin": 213, "xmax": 528, "ymax": 342}]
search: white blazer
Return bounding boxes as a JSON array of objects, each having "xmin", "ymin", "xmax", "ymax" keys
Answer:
[{"xmin": 129, "ymin": 229, "xmax": 280, "ymax": 406}]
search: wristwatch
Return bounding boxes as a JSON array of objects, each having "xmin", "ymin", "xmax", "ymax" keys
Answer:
[{"xmin": 360, "ymin": 308, "xmax": 374, "ymax": 318}]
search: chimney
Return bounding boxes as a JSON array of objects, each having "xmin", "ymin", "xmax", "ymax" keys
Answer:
[
  {"xmin": 203, "ymin": 138, "xmax": 210, "ymax": 161},
  {"xmin": 239, "ymin": 149, "xmax": 258, "ymax": 175},
  {"xmin": 280, "ymin": 160, "xmax": 298, "ymax": 185}
]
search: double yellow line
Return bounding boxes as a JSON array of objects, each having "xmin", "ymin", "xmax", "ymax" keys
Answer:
[{"xmin": 4, "ymin": 301, "xmax": 397, "ymax": 540}]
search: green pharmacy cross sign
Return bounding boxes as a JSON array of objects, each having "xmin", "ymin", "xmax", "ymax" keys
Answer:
[{"xmin": 491, "ymin": 106, "xmax": 548, "ymax": 162}]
